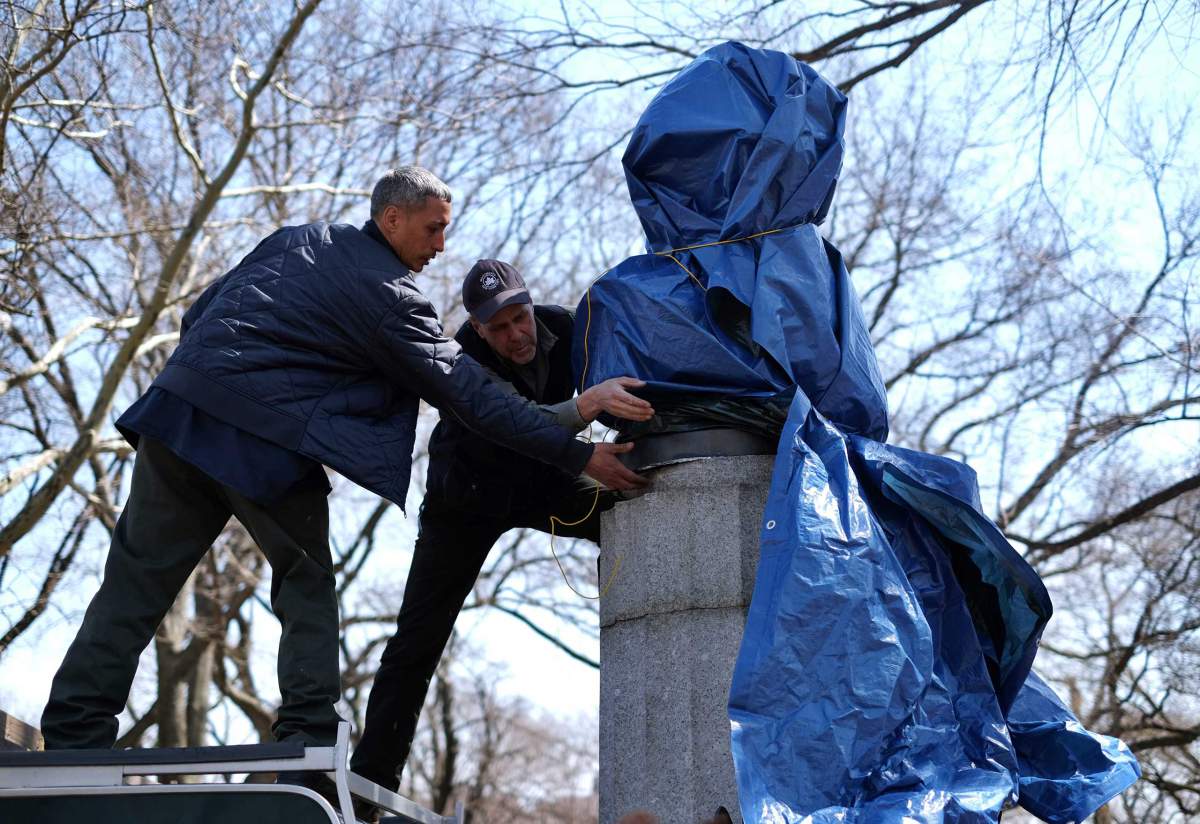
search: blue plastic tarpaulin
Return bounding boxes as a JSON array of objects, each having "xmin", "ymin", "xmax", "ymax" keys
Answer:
[{"xmin": 572, "ymin": 41, "xmax": 1140, "ymax": 822}]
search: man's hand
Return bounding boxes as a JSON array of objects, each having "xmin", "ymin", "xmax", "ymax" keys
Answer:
[
  {"xmin": 584, "ymin": 442, "xmax": 649, "ymax": 490},
  {"xmin": 578, "ymin": 377, "xmax": 655, "ymax": 423}
]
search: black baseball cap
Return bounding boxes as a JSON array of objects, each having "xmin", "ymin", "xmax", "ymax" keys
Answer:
[{"xmin": 463, "ymin": 259, "xmax": 531, "ymax": 323}]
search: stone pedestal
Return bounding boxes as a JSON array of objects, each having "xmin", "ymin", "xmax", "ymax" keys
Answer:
[{"xmin": 598, "ymin": 456, "xmax": 773, "ymax": 824}]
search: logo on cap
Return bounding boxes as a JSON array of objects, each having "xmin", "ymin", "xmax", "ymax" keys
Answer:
[{"xmin": 480, "ymin": 273, "xmax": 500, "ymax": 291}]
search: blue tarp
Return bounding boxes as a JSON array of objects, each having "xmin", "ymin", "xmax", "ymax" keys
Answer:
[{"xmin": 573, "ymin": 42, "xmax": 1140, "ymax": 822}]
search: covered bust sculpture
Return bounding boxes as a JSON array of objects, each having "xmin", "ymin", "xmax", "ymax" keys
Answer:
[{"xmin": 576, "ymin": 41, "xmax": 1140, "ymax": 823}]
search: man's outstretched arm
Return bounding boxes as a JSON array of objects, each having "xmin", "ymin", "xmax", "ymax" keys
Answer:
[
  {"xmin": 371, "ymin": 293, "xmax": 647, "ymax": 490},
  {"xmin": 479, "ymin": 372, "xmax": 655, "ymax": 433}
]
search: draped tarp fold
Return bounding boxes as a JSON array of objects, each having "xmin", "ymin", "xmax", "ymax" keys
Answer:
[{"xmin": 573, "ymin": 41, "xmax": 1139, "ymax": 822}]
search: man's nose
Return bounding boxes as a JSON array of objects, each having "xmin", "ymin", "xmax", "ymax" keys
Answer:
[{"xmin": 433, "ymin": 231, "xmax": 445, "ymax": 252}]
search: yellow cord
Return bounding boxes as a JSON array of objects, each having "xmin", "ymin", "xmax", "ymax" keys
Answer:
[
  {"xmin": 661, "ymin": 253, "xmax": 708, "ymax": 291},
  {"xmin": 547, "ymin": 479, "xmax": 624, "ymax": 601},
  {"xmin": 654, "ymin": 225, "xmax": 789, "ymax": 255}
]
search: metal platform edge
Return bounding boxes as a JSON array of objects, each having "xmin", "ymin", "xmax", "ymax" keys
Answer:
[
  {"xmin": 0, "ymin": 722, "xmax": 462, "ymax": 824},
  {"xmin": 0, "ymin": 782, "xmax": 343, "ymax": 824}
]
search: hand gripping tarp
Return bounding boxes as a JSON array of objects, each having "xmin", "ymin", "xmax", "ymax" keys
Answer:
[{"xmin": 572, "ymin": 42, "xmax": 1140, "ymax": 822}]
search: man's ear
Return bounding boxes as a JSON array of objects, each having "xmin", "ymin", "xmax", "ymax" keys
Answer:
[{"xmin": 468, "ymin": 317, "xmax": 481, "ymax": 335}]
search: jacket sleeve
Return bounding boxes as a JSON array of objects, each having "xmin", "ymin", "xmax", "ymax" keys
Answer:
[
  {"xmin": 479, "ymin": 365, "xmax": 588, "ymax": 433},
  {"xmin": 370, "ymin": 291, "xmax": 594, "ymax": 476}
]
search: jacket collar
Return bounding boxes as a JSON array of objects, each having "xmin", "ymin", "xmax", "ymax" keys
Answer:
[
  {"xmin": 532, "ymin": 313, "xmax": 558, "ymax": 356},
  {"xmin": 361, "ymin": 219, "xmax": 407, "ymax": 269}
]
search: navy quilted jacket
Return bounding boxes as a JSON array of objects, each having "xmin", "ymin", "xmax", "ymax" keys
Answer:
[{"xmin": 152, "ymin": 221, "xmax": 593, "ymax": 509}]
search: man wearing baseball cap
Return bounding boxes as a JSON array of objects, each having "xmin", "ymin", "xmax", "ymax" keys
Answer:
[{"xmin": 351, "ymin": 259, "xmax": 654, "ymax": 796}]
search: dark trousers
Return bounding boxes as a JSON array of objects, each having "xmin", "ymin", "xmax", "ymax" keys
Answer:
[
  {"xmin": 41, "ymin": 436, "xmax": 343, "ymax": 749},
  {"xmin": 349, "ymin": 478, "xmax": 611, "ymax": 790}
]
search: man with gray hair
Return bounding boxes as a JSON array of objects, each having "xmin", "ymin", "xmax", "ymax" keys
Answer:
[
  {"xmin": 40, "ymin": 166, "xmax": 645, "ymax": 765},
  {"xmin": 367, "ymin": 166, "xmax": 454, "ymax": 271}
]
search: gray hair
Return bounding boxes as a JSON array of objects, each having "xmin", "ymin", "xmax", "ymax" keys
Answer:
[{"xmin": 370, "ymin": 166, "xmax": 452, "ymax": 217}]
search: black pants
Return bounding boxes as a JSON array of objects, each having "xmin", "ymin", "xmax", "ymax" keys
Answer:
[
  {"xmin": 350, "ymin": 478, "xmax": 612, "ymax": 790},
  {"xmin": 41, "ymin": 436, "xmax": 343, "ymax": 749}
]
